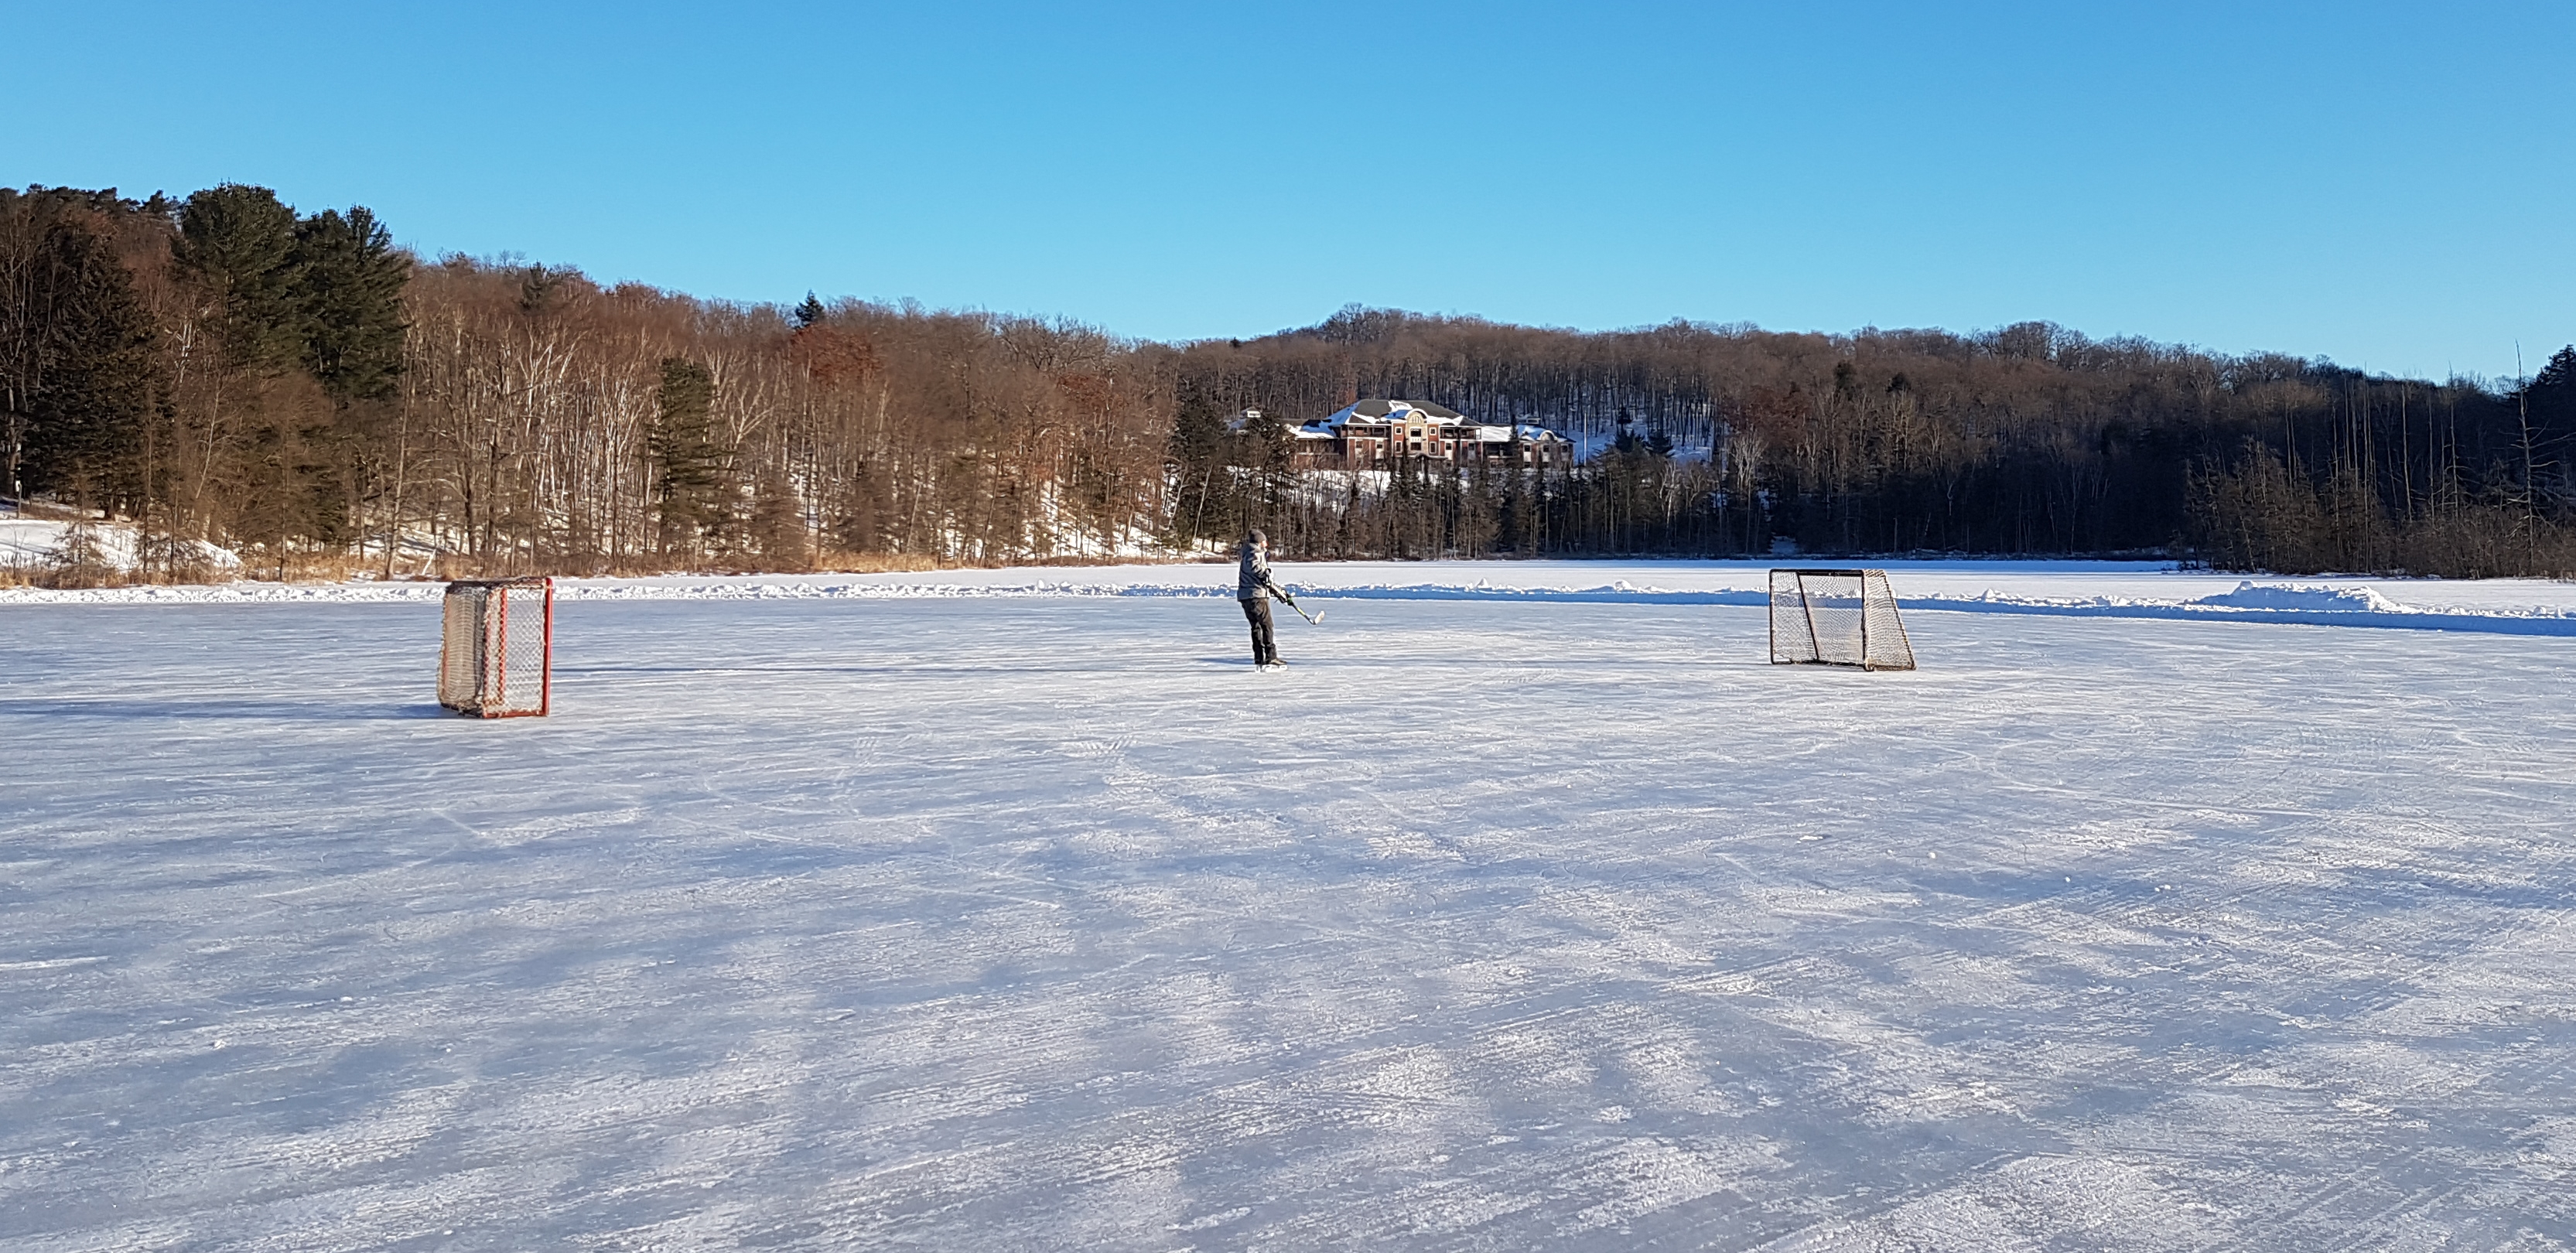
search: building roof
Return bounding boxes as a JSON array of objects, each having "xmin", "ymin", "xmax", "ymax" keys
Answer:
[
  {"xmin": 1304, "ymin": 398, "xmax": 1474, "ymax": 434},
  {"xmin": 1289, "ymin": 399, "xmax": 1573, "ymax": 452}
]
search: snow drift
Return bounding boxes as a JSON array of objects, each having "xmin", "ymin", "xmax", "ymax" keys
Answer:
[{"xmin": 8, "ymin": 563, "xmax": 2574, "ymax": 637}]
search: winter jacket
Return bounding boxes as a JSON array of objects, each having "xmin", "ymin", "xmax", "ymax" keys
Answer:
[{"xmin": 1238, "ymin": 542, "xmax": 1286, "ymax": 602}]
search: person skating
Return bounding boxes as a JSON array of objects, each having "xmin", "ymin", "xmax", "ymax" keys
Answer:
[{"xmin": 1237, "ymin": 529, "xmax": 1296, "ymax": 669}]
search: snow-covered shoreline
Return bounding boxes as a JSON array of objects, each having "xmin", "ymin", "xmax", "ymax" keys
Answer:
[{"xmin": 9, "ymin": 559, "xmax": 2574, "ymax": 635}]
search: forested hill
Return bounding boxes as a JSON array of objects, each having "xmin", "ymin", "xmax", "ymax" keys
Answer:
[
  {"xmin": 6, "ymin": 183, "xmax": 2574, "ymax": 584},
  {"xmin": 1179, "ymin": 310, "xmax": 2576, "ymax": 576}
]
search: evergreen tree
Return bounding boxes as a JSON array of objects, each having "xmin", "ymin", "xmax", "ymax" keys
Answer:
[
  {"xmin": 1166, "ymin": 386, "xmax": 1232, "ymax": 542},
  {"xmin": 291, "ymin": 207, "xmax": 410, "ymax": 404},
  {"xmin": 650, "ymin": 357, "xmax": 729, "ymax": 558},
  {"xmin": 47, "ymin": 517, "xmax": 114, "ymax": 588},
  {"xmin": 749, "ymin": 463, "xmax": 810, "ymax": 567},
  {"xmin": 173, "ymin": 186, "xmax": 394, "ymax": 559},
  {"xmin": 792, "ymin": 291, "xmax": 826, "ymax": 329},
  {"xmin": 6, "ymin": 213, "xmax": 164, "ymax": 510},
  {"xmin": 1611, "ymin": 408, "xmax": 1642, "ymax": 455},
  {"xmin": 518, "ymin": 263, "xmax": 569, "ymax": 315},
  {"xmin": 173, "ymin": 185, "xmax": 302, "ymax": 371},
  {"xmin": 2527, "ymin": 345, "xmax": 2576, "ymax": 434},
  {"xmin": 2536, "ymin": 346, "xmax": 2576, "ymax": 393}
]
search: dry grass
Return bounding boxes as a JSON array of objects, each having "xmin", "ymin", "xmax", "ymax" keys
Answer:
[{"xmin": 811, "ymin": 551, "xmax": 967, "ymax": 575}]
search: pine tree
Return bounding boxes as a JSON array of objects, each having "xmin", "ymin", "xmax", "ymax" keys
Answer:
[
  {"xmin": 15, "ymin": 213, "xmax": 164, "ymax": 513},
  {"xmin": 175, "ymin": 186, "xmax": 406, "ymax": 562},
  {"xmin": 749, "ymin": 463, "xmax": 810, "ymax": 568},
  {"xmin": 650, "ymin": 357, "xmax": 729, "ymax": 560},
  {"xmin": 518, "ymin": 263, "xmax": 569, "ymax": 315},
  {"xmin": 291, "ymin": 207, "xmax": 410, "ymax": 405},
  {"xmin": 792, "ymin": 292, "xmax": 826, "ymax": 329},
  {"xmin": 1166, "ymin": 387, "xmax": 1232, "ymax": 543},
  {"xmin": 46, "ymin": 517, "xmax": 114, "ymax": 589},
  {"xmin": 2528, "ymin": 346, "xmax": 2576, "ymax": 438},
  {"xmin": 173, "ymin": 185, "xmax": 303, "ymax": 372}
]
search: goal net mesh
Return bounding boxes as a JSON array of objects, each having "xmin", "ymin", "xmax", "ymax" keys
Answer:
[
  {"xmin": 1768, "ymin": 568, "xmax": 1915, "ymax": 671},
  {"xmin": 439, "ymin": 578, "xmax": 553, "ymax": 717}
]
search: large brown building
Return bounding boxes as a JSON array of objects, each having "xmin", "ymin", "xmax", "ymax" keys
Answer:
[{"xmin": 1283, "ymin": 399, "xmax": 1573, "ymax": 470}]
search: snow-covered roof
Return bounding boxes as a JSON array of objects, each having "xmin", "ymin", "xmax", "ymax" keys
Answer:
[
  {"xmin": 1293, "ymin": 399, "xmax": 1573, "ymax": 447},
  {"xmin": 1303, "ymin": 398, "xmax": 1470, "ymax": 433}
]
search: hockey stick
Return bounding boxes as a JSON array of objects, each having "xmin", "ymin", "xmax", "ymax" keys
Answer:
[{"xmin": 1284, "ymin": 596, "xmax": 1324, "ymax": 626}]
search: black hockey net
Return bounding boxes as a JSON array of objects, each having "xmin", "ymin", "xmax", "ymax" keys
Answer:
[
  {"xmin": 1768, "ymin": 568, "xmax": 1915, "ymax": 671},
  {"xmin": 439, "ymin": 578, "xmax": 553, "ymax": 716}
]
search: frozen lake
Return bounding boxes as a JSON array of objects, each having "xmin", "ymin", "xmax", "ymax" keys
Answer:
[{"xmin": 5, "ymin": 565, "xmax": 2575, "ymax": 1249}]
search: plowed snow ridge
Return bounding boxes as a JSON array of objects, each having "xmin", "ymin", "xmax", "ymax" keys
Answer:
[{"xmin": 9, "ymin": 562, "xmax": 2574, "ymax": 635}]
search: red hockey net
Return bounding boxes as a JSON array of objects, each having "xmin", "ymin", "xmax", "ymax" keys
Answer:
[{"xmin": 439, "ymin": 578, "xmax": 553, "ymax": 717}]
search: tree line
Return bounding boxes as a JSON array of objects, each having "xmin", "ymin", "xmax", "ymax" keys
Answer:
[
  {"xmin": 1171, "ymin": 307, "xmax": 2576, "ymax": 578},
  {"xmin": 5, "ymin": 184, "xmax": 2571, "ymax": 584},
  {"xmin": 2, "ymin": 184, "xmax": 1173, "ymax": 582}
]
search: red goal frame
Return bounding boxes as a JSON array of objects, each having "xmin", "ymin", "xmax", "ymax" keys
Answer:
[{"xmin": 438, "ymin": 577, "xmax": 554, "ymax": 718}]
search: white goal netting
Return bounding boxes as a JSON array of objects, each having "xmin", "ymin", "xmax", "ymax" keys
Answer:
[
  {"xmin": 1768, "ymin": 568, "xmax": 1915, "ymax": 671},
  {"xmin": 439, "ymin": 578, "xmax": 553, "ymax": 717}
]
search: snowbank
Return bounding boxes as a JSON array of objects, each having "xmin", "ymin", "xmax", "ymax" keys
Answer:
[
  {"xmin": 7, "ymin": 562, "xmax": 2573, "ymax": 637},
  {"xmin": 2189, "ymin": 581, "xmax": 2411, "ymax": 613}
]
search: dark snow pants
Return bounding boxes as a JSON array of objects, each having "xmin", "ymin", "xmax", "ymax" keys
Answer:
[{"xmin": 1240, "ymin": 596, "xmax": 1276, "ymax": 665}]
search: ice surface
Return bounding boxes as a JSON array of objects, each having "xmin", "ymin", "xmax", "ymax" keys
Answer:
[{"xmin": 5, "ymin": 565, "xmax": 2576, "ymax": 1248}]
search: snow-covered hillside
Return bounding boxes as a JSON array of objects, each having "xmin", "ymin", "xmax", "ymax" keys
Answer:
[
  {"xmin": 0, "ymin": 511, "xmax": 241, "ymax": 576},
  {"xmin": 3, "ymin": 564, "xmax": 2572, "ymax": 1248}
]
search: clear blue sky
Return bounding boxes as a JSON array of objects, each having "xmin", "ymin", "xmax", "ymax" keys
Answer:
[{"xmin": 5, "ymin": 1, "xmax": 2569, "ymax": 380}]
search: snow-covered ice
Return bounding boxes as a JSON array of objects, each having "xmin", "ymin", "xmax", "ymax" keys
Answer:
[{"xmin": 4, "ymin": 562, "xmax": 2574, "ymax": 1248}]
